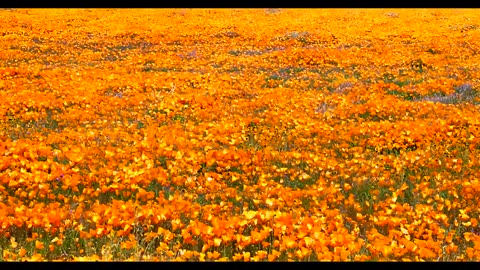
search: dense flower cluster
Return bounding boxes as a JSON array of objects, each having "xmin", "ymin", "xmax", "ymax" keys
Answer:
[{"xmin": 1, "ymin": 8, "xmax": 480, "ymax": 261}]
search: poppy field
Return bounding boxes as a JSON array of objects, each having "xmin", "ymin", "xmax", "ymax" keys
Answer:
[{"xmin": 2, "ymin": 9, "xmax": 480, "ymax": 261}]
